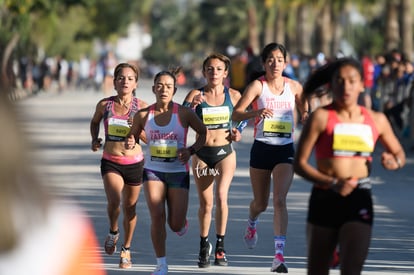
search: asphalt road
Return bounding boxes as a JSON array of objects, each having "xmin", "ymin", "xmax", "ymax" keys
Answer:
[{"xmin": 16, "ymin": 78, "xmax": 414, "ymax": 274}]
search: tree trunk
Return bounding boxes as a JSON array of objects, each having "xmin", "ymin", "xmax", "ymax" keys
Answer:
[
  {"xmin": 274, "ymin": 8, "xmax": 286, "ymax": 46},
  {"xmin": 400, "ymin": 0, "xmax": 412, "ymax": 59},
  {"xmin": 315, "ymin": 3, "xmax": 333, "ymax": 57},
  {"xmin": 1, "ymin": 33, "xmax": 19, "ymax": 97},
  {"xmin": 247, "ymin": 0, "xmax": 260, "ymax": 55},
  {"xmin": 264, "ymin": 2, "xmax": 276, "ymax": 45},
  {"xmin": 385, "ymin": 0, "xmax": 400, "ymax": 51},
  {"xmin": 296, "ymin": 4, "xmax": 312, "ymax": 55}
]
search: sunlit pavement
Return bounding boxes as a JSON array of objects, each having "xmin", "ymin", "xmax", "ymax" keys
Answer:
[{"xmin": 17, "ymin": 78, "xmax": 414, "ymax": 274}]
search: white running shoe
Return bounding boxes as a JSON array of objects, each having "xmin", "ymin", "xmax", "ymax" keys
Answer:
[
  {"xmin": 151, "ymin": 263, "xmax": 168, "ymax": 275},
  {"xmin": 271, "ymin": 253, "xmax": 288, "ymax": 273},
  {"xmin": 243, "ymin": 226, "xmax": 258, "ymax": 249},
  {"xmin": 104, "ymin": 232, "xmax": 119, "ymax": 255}
]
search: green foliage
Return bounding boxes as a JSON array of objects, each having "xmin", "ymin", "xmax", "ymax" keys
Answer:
[
  {"xmin": 350, "ymin": 15, "xmax": 385, "ymax": 55},
  {"xmin": 1, "ymin": 0, "xmax": 412, "ymax": 75},
  {"xmin": 1, "ymin": 0, "xmax": 98, "ymax": 62},
  {"xmin": 143, "ymin": 0, "xmax": 268, "ymax": 68}
]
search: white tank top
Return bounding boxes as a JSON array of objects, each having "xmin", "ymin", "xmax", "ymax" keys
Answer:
[
  {"xmin": 144, "ymin": 102, "xmax": 189, "ymax": 172},
  {"xmin": 252, "ymin": 77, "xmax": 295, "ymax": 145}
]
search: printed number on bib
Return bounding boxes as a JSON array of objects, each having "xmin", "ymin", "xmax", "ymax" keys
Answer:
[
  {"xmin": 263, "ymin": 114, "xmax": 292, "ymax": 138},
  {"xmin": 333, "ymin": 123, "xmax": 374, "ymax": 157},
  {"xmin": 150, "ymin": 140, "xmax": 178, "ymax": 162},
  {"xmin": 108, "ymin": 118, "xmax": 130, "ymax": 137},
  {"xmin": 202, "ymin": 106, "xmax": 230, "ymax": 130}
]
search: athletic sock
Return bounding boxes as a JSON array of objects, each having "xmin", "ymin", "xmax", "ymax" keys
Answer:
[
  {"xmin": 200, "ymin": 236, "xmax": 209, "ymax": 247},
  {"xmin": 247, "ymin": 217, "xmax": 258, "ymax": 229},
  {"xmin": 156, "ymin": 256, "xmax": 167, "ymax": 266},
  {"xmin": 216, "ymin": 234, "xmax": 225, "ymax": 250},
  {"xmin": 274, "ymin": 235, "xmax": 286, "ymax": 255}
]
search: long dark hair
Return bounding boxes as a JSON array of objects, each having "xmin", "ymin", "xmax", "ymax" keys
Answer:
[
  {"xmin": 302, "ymin": 57, "xmax": 363, "ymax": 100},
  {"xmin": 153, "ymin": 67, "xmax": 182, "ymax": 86},
  {"xmin": 248, "ymin": 42, "xmax": 288, "ymax": 82}
]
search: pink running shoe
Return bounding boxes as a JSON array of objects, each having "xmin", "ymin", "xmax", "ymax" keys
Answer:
[
  {"xmin": 243, "ymin": 226, "xmax": 258, "ymax": 249},
  {"xmin": 271, "ymin": 253, "xmax": 288, "ymax": 273},
  {"xmin": 176, "ymin": 219, "xmax": 188, "ymax": 236}
]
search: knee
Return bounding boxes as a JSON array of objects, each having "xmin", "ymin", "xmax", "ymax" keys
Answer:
[
  {"xmin": 168, "ymin": 219, "xmax": 183, "ymax": 232},
  {"xmin": 273, "ymin": 196, "xmax": 287, "ymax": 209},
  {"xmin": 215, "ymin": 194, "xmax": 228, "ymax": 209},
  {"xmin": 200, "ymin": 200, "xmax": 214, "ymax": 214},
  {"xmin": 151, "ymin": 212, "xmax": 165, "ymax": 227},
  {"xmin": 123, "ymin": 203, "xmax": 137, "ymax": 219},
  {"xmin": 107, "ymin": 199, "xmax": 121, "ymax": 210},
  {"xmin": 253, "ymin": 200, "xmax": 268, "ymax": 213}
]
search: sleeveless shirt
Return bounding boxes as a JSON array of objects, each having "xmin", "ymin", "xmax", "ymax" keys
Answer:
[
  {"xmin": 144, "ymin": 102, "xmax": 189, "ymax": 172},
  {"xmin": 252, "ymin": 77, "xmax": 295, "ymax": 145},
  {"xmin": 195, "ymin": 87, "xmax": 233, "ymax": 130},
  {"xmin": 103, "ymin": 96, "xmax": 139, "ymax": 142},
  {"xmin": 315, "ymin": 105, "xmax": 379, "ymax": 160}
]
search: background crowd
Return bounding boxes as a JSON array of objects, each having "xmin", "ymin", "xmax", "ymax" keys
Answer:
[{"xmin": 13, "ymin": 45, "xmax": 414, "ymax": 145}]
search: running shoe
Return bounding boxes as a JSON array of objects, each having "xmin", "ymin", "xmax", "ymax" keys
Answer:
[
  {"xmin": 198, "ymin": 242, "xmax": 212, "ymax": 268},
  {"xmin": 104, "ymin": 232, "xmax": 119, "ymax": 255},
  {"xmin": 151, "ymin": 263, "xmax": 168, "ymax": 275},
  {"xmin": 330, "ymin": 247, "xmax": 340, "ymax": 268},
  {"xmin": 119, "ymin": 249, "xmax": 132, "ymax": 269},
  {"xmin": 214, "ymin": 248, "xmax": 228, "ymax": 266},
  {"xmin": 243, "ymin": 226, "xmax": 258, "ymax": 249},
  {"xmin": 271, "ymin": 253, "xmax": 288, "ymax": 273},
  {"xmin": 176, "ymin": 219, "xmax": 189, "ymax": 236}
]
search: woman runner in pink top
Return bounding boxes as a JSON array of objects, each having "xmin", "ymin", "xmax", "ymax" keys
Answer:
[
  {"xmin": 294, "ymin": 57, "xmax": 405, "ymax": 275},
  {"xmin": 90, "ymin": 63, "xmax": 148, "ymax": 269}
]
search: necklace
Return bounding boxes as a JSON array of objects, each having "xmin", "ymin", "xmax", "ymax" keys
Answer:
[{"xmin": 118, "ymin": 96, "xmax": 130, "ymax": 109}]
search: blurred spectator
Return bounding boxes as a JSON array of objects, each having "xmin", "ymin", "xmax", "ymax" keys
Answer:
[
  {"xmin": 77, "ymin": 55, "xmax": 92, "ymax": 90},
  {"xmin": 359, "ymin": 53, "xmax": 374, "ymax": 109},
  {"xmin": 283, "ymin": 54, "xmax": 299, "ymax": 81},
  {"xmin": 371, "ymin": 53, "xmax": 387, "ymax": 111},
  {"xmin": 230, "ymin": 52, "xmax": 247, "ymax": 92},
  {"xmin": 245, "ymin": 46, "xmax": 262, "ymax": 87}
]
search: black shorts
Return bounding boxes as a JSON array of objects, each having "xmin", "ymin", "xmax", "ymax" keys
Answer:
[
  {"xmin": 195, "ymin": 144, "xmax": 233, "ymax": 168},
  {"xmin": 100, "ymin": 158, "xmax": 144, "ymax": 186},
  {"xmin": 307, "ymin": 186, "xmax": 374, "ymax": 228},
  {"xmin": 250, "ymin": 140, "xmax": 294, "ymax": 170}
]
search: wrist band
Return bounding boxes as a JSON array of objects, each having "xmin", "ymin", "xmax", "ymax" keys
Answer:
[{"xmin": 236, "ymin": 120, "xmax": 248, "ymax": 133}]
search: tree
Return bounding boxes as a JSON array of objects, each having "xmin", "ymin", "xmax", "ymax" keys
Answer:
[
  {"xmin": 0, "ymin": 0, "xmax": 96, "ymax": 97},
  {"xmin": 385, "ymin": 0, "xmax": 400, "ymax": 51},
  {"xmin": 246, "ymin": 0, "xmax": 260, "ymax": 55},
  {"xmin": 400, "ymin": 0, "xmax": 413, "ymax": 58}
]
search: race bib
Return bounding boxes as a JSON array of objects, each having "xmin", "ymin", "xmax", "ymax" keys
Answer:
[
  {"xmin": 202, "ymin": 106, "xmax": 230, "ymax": 129},
  {"xmin": 333, "ymin": 123, "xmax": 374, "ymax": 157},
  {"xmin": 149, "ymin": 140, "xmax": 178, "ymax": 162},
  {"xmin": 263, "ymin": 114, "xmax": 292, "ymax": 138},
  {"xmin": 108, "ymin": 118, "xmax": 130, "ymax": 138}
]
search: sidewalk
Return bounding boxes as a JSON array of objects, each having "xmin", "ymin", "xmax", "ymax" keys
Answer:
[{"xmin": 17, "ymin": 79, "xmax": 414, "ymax": 274}]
